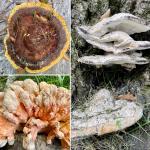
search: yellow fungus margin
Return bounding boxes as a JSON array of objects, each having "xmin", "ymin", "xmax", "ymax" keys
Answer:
[{"xmin": 4, "ymin": 2, "xmax": 70, "ymax": 74}]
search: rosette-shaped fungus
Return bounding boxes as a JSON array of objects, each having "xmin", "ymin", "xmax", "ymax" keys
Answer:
[
  {"xmin": 4, "ymin": 2, "xmax": 70, "ymax": 73},
  {"xmin": 0, "ymin": 79, "xmax": 70, "ymax": 149}
]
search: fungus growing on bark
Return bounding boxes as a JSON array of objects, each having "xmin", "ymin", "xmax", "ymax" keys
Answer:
[
  {"xmin": 4, "ymin": 2, "xmax": 70, "ymax": 73},
  {"xmin": 0, "ymin": 79, "xmax": 70, "ymax": 149},
  {"xmin": 77, "ymin": 10, "xmax": 150, "ymax": 70}
]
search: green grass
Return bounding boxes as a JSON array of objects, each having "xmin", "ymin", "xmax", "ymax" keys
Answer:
[
  {"xmin": 0, "ymin": 76, "xmax": 8, "ymax": 91},
  {"xmin": 0, "ymin": 75, "xmax": 70, "ymax": 90}
]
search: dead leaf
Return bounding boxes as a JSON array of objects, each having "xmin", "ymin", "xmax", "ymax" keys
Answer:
[{"xmin": 116, "ymin": 92, "xmax": 136, "ymax": 101}]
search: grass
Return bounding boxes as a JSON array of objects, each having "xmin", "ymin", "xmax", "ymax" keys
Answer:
[
  {"xmin": 0, "ymin": 75, "xmax": 70, "ymax": 90},
  {"xmin": 0, "ymin": 76, "xmax": 8, "ymax": 91}
]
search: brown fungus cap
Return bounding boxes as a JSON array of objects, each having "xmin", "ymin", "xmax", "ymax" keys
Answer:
[{"xmin": 4, "ymin": 2, "xmax": 70, "ymax": 73}]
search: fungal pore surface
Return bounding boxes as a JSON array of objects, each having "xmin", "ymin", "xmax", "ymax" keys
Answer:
[
  {"xmin": 0, "ymin": 79, "xmax": 70, "ymax": 149},
  {"xmin": 4, "ymin": 2, "xmax": 70, "ymax": 73}
]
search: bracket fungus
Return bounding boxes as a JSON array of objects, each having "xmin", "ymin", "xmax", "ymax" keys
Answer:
[
  {"xmin": 78, "ymin": 53, "xmax": 149, "ymax": 69},
  {"xmin": 0, "ymin": 79, "xmax": 70, "ymax": 149},
  {"xmin": 72, "ymin": 89, "xmax": 143, "ymax": 139},
  {"xmin": 77, "ymin": 10, "xmax": 150, "ymax": 69},
  {"xmin": 4, "ymin": 2, "xmax": 70, "ymax": 73},
  {"xmin": 81, "ymin": 12, "xmax": 150, "ymax": 36}
]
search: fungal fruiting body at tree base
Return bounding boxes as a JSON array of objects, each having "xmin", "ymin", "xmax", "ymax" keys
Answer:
[
  {"xmin": 72, "ymin": 89, "xmax": 143, "ymax": 139},
  {"xmin": 4, "ymin": 2, "xmax": 70, "ymax": 73},
  {"xmin": 0, "ymin": 79, "xmax": 70, "ymax": 149}
]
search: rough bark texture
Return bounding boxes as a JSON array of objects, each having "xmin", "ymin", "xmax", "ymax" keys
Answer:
[
  {"xmin": 72, "ymin": 0, "xmax": 150, "ymax": 149},
  {"xmin": 0, "ymin": 0, "xmax": 70, "ymax": 74}
]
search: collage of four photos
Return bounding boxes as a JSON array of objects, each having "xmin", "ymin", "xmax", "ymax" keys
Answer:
[{"xmin": 0, "ymin": 0, "xmax": 150, "ymax": 150}]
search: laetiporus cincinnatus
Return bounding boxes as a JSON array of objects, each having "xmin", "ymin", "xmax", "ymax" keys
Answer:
[
  {"xmin": 0, "ymin": 79, "xmax": 70, "ymax": 149},
  {"xmin": 4, "ymin": 2, "xmax": 70, "ymax": 73}
]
